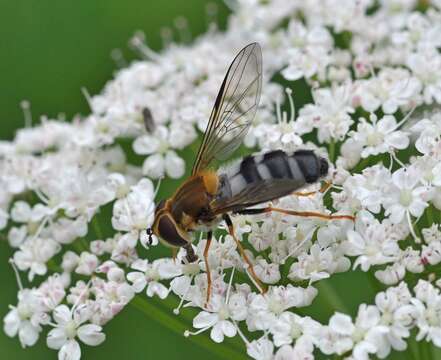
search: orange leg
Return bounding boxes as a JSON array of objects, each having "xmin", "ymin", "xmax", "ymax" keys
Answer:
[
  {"xmin": 204, "ymin": 232, "xmax": 212, "ymax": 307},
  {"xmin": 293, "ymin": 181, "xmax": 332, "ymax": 197},
  {"xmin": 223, "ymin": 215, "xmax": 266, "ymax": 294},
  {"xmin": 237, "ymin": 206, "xmax": 355, "ymax": 222},
  {"xmin": 171, "ymin": 248, "xmax": 178, "ymax": 262}
]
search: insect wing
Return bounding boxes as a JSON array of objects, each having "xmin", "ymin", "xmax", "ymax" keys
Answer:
[
  {"xmin": 211, "ymin": 179, "xmax": 301, "ymax": 214},
  {"xmin": 192, "ymin": 43, "xmax": 262, "ymax": 175}
]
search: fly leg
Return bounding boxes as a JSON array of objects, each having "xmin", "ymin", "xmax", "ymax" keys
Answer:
[
  {"xmin": 293, "ymin": 180, "xmax": 332, "ymax": 197},
  {"xmin": 184, "ymin": 243, "xmax": 198, "ymax": 263},
  {"xmin": 236, "ymin": 206, "xmax": 355, "ymax": 221},
  {"xmin": 171, "ymin": 248, "xmax": 178, "ymax": 262},
  {"xmin": 203, "ymin": 231, "xmax": 212, "ymax": 307},
  {"xmin": 223, "ymin": 214, "xmax": 266, "ymax": 294}
]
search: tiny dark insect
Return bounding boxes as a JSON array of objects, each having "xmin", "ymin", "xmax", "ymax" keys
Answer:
[
  {"xmin": 142, "ymin": 107, "xmax": 155, "ymax": 133},
  {"xmin": 147, "ymin": 43, "xmax": 354, "ymax": 305}
]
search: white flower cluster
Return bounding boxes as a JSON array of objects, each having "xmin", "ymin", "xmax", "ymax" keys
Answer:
[{"xmin": 2, "ymin": 0, "xmax": 441, "ymax": 359}]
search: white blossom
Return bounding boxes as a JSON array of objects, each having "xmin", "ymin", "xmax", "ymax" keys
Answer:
[
  {"xmin": 3, "ymin": 1, "xmax": 441, "ymax": 359},
  {"xmin": 47, "ymin": 305, "xmax": 105, "ymax": 360}
]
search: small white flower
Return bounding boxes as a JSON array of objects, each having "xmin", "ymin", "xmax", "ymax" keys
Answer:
[
  {"xmin": 247, "ymin": 285, "xmax": 317, "ymax": 331},
  {"xmin": 14, "ymin": 237, "xmax": 61, "ymax": 281},
  {"xmin": 75, "ymin": 252, "xmax": 99, "ymax": 276},
  {"xmin": 127, "ymin": 258, "xmax": 181, "ymax": 299},
  {"xmin": 384, "ymin": 166, "xmax": 429, "ymax": 224},
  {"xmin": 47, "ymin": 304, "xmax": 105, "ymax": 360},
  {"xmin": 90, "ymin": 277, "xmax": 134, "ymax": 325},
  {"xmin": 346, "ymin": 219, "xmax": 399, "ymax": 271},
  {"xmin": 133, "ymin": 125, "xmax": 193, "ymax": 179},
  {"xmin": 411, "ymin": 280, "xmax": 441, "ymax": 346},
  {"xmin": 274, "ymin": 344, "xmax": 314, "ymax": 360},
  {"xmin": 3, "ymin": 289, "xmax": 46, "ymax": 348},
  {"xmin": 191, "ymin": 309, "xmax": 237, "ymax": 343},
  {"xmin": 254, "ymin": 258, "xmax": 281, "ymax": 284},
  {"xmin": 270, "ymin": 312, "xmax": 321, "ymax": 349},
  {"xmin": 350, "ymin": 114, "xmax": 410, "ymax": 158},
  {"xmin": 297, "ymin": 84, "xmax": 354, "ymax": 143},
  {"xmin": 354, "ymin": 68, "xmax": 421, "ymax": 113},
  {"xmin": 373, "ymin": 283, "xmax": 413, "ymax": 356},
  {"xmin": 407, "ymin": 51, "xmax": 441, "ymax": 104},
  {"xmin": 247, "ymin": 337, "xmax": 274, "ymax": 360},
  {"xmin": 288, "ymin": 244, "xmax": 342, "ymax": 283},
  {"xmin": 62, "ymin": 251, "xmax": 80, "ymax": 273},
  {"xmin": 112, "ymin": 178, "xmax": 155, "ymax": 244}
]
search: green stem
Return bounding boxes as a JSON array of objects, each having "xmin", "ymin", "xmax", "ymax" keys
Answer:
[
  {"xmin": 425, "ymin": 206, "xmax": 434, "ymax": 227},
  {"xmin": 328, "ymin": 139, "xmax": 336, "ymax": 163},
  {"xmin": 130, "ymin": 295, "xmax": 246, "ymax": 360},
  {"xmin": 153, "ymin": 290, "xmax": 245, "ymax": 354}
]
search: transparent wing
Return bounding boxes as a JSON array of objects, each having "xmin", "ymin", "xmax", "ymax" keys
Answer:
[
  {"xmin": 211, "ymin": 179, "xmax": 301, "ymax": 215},
  {"xmin": 192, "ymin": 42, "xmax": 262, "ymax": 175}
]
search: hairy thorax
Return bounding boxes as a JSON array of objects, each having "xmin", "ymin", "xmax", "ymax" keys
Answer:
[{"xmin": 170, "ymin": 171, "xmax": 220, "ymax": 233}]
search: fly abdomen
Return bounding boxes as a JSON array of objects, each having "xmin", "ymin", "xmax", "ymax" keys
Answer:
[{"xmin": 216, "ymin": 150, "xmax": 329, "ymax": 203}]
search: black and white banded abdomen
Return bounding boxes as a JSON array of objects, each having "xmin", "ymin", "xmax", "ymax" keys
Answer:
[{"xmin": 215, "ymin": 150, "xmax": 329, "ymax": 208}]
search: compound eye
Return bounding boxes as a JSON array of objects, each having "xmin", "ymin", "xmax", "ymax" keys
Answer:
[{"xmin": 157, "ymin": 214, "xmax": 189, "ymax": 247}]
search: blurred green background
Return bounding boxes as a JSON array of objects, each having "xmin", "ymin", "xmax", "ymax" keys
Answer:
[
  {"xmin": 0, "ymin": 1, "xmax": 232, "ymax": 359},
  {"xmin": 1, "ymin": 1, "xmax": 441, "ymax": 359}
]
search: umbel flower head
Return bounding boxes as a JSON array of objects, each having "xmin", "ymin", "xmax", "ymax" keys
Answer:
[{"xmin": 3, "ymin": 0, "xmax": 441, "ymax": 359}]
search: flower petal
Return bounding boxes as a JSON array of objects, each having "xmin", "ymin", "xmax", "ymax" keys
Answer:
[
  {"xmin": 165, "ymin": 151, "xmax": 185, "ymax": 179},
  {"xmin": 77, "ymin": 324, "xmax": 106, "ymax": 346},
  {"xmin": 53, "ymin": 305, "xmax": 72, "ymax": 325},
  {"xmin": 193, "ymin": 311, "xmax": 218, "ymax": 329},
  {"xmin": 220, "ymin": 320, "xmax": 236, "ymax": 338},
  {"xmin": 18, "ymin": 321, "xmax": 40, "ymax": 348},
  {"xmin": 47, "ymin": 327, "xmax": 68, "ymax": 350},
  {"xmin": 142, "ymin": 154, "xmax": 165, "ymax": 179},
  {"xmin": 59, "ymin": 339, "xmax": 81, "ymax": 360},
  {"xmin": 3, "ymin": 309, "xmax": 20, "ymax": 337},
  {"xmin": 329, "ymin": 313, "xmax": 354, "ymax": 336}
]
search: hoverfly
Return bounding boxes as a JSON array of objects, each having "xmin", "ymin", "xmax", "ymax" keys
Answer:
[{"xmin": 147, "ymin": 43, "xmax": 354, "ymax": 304}]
